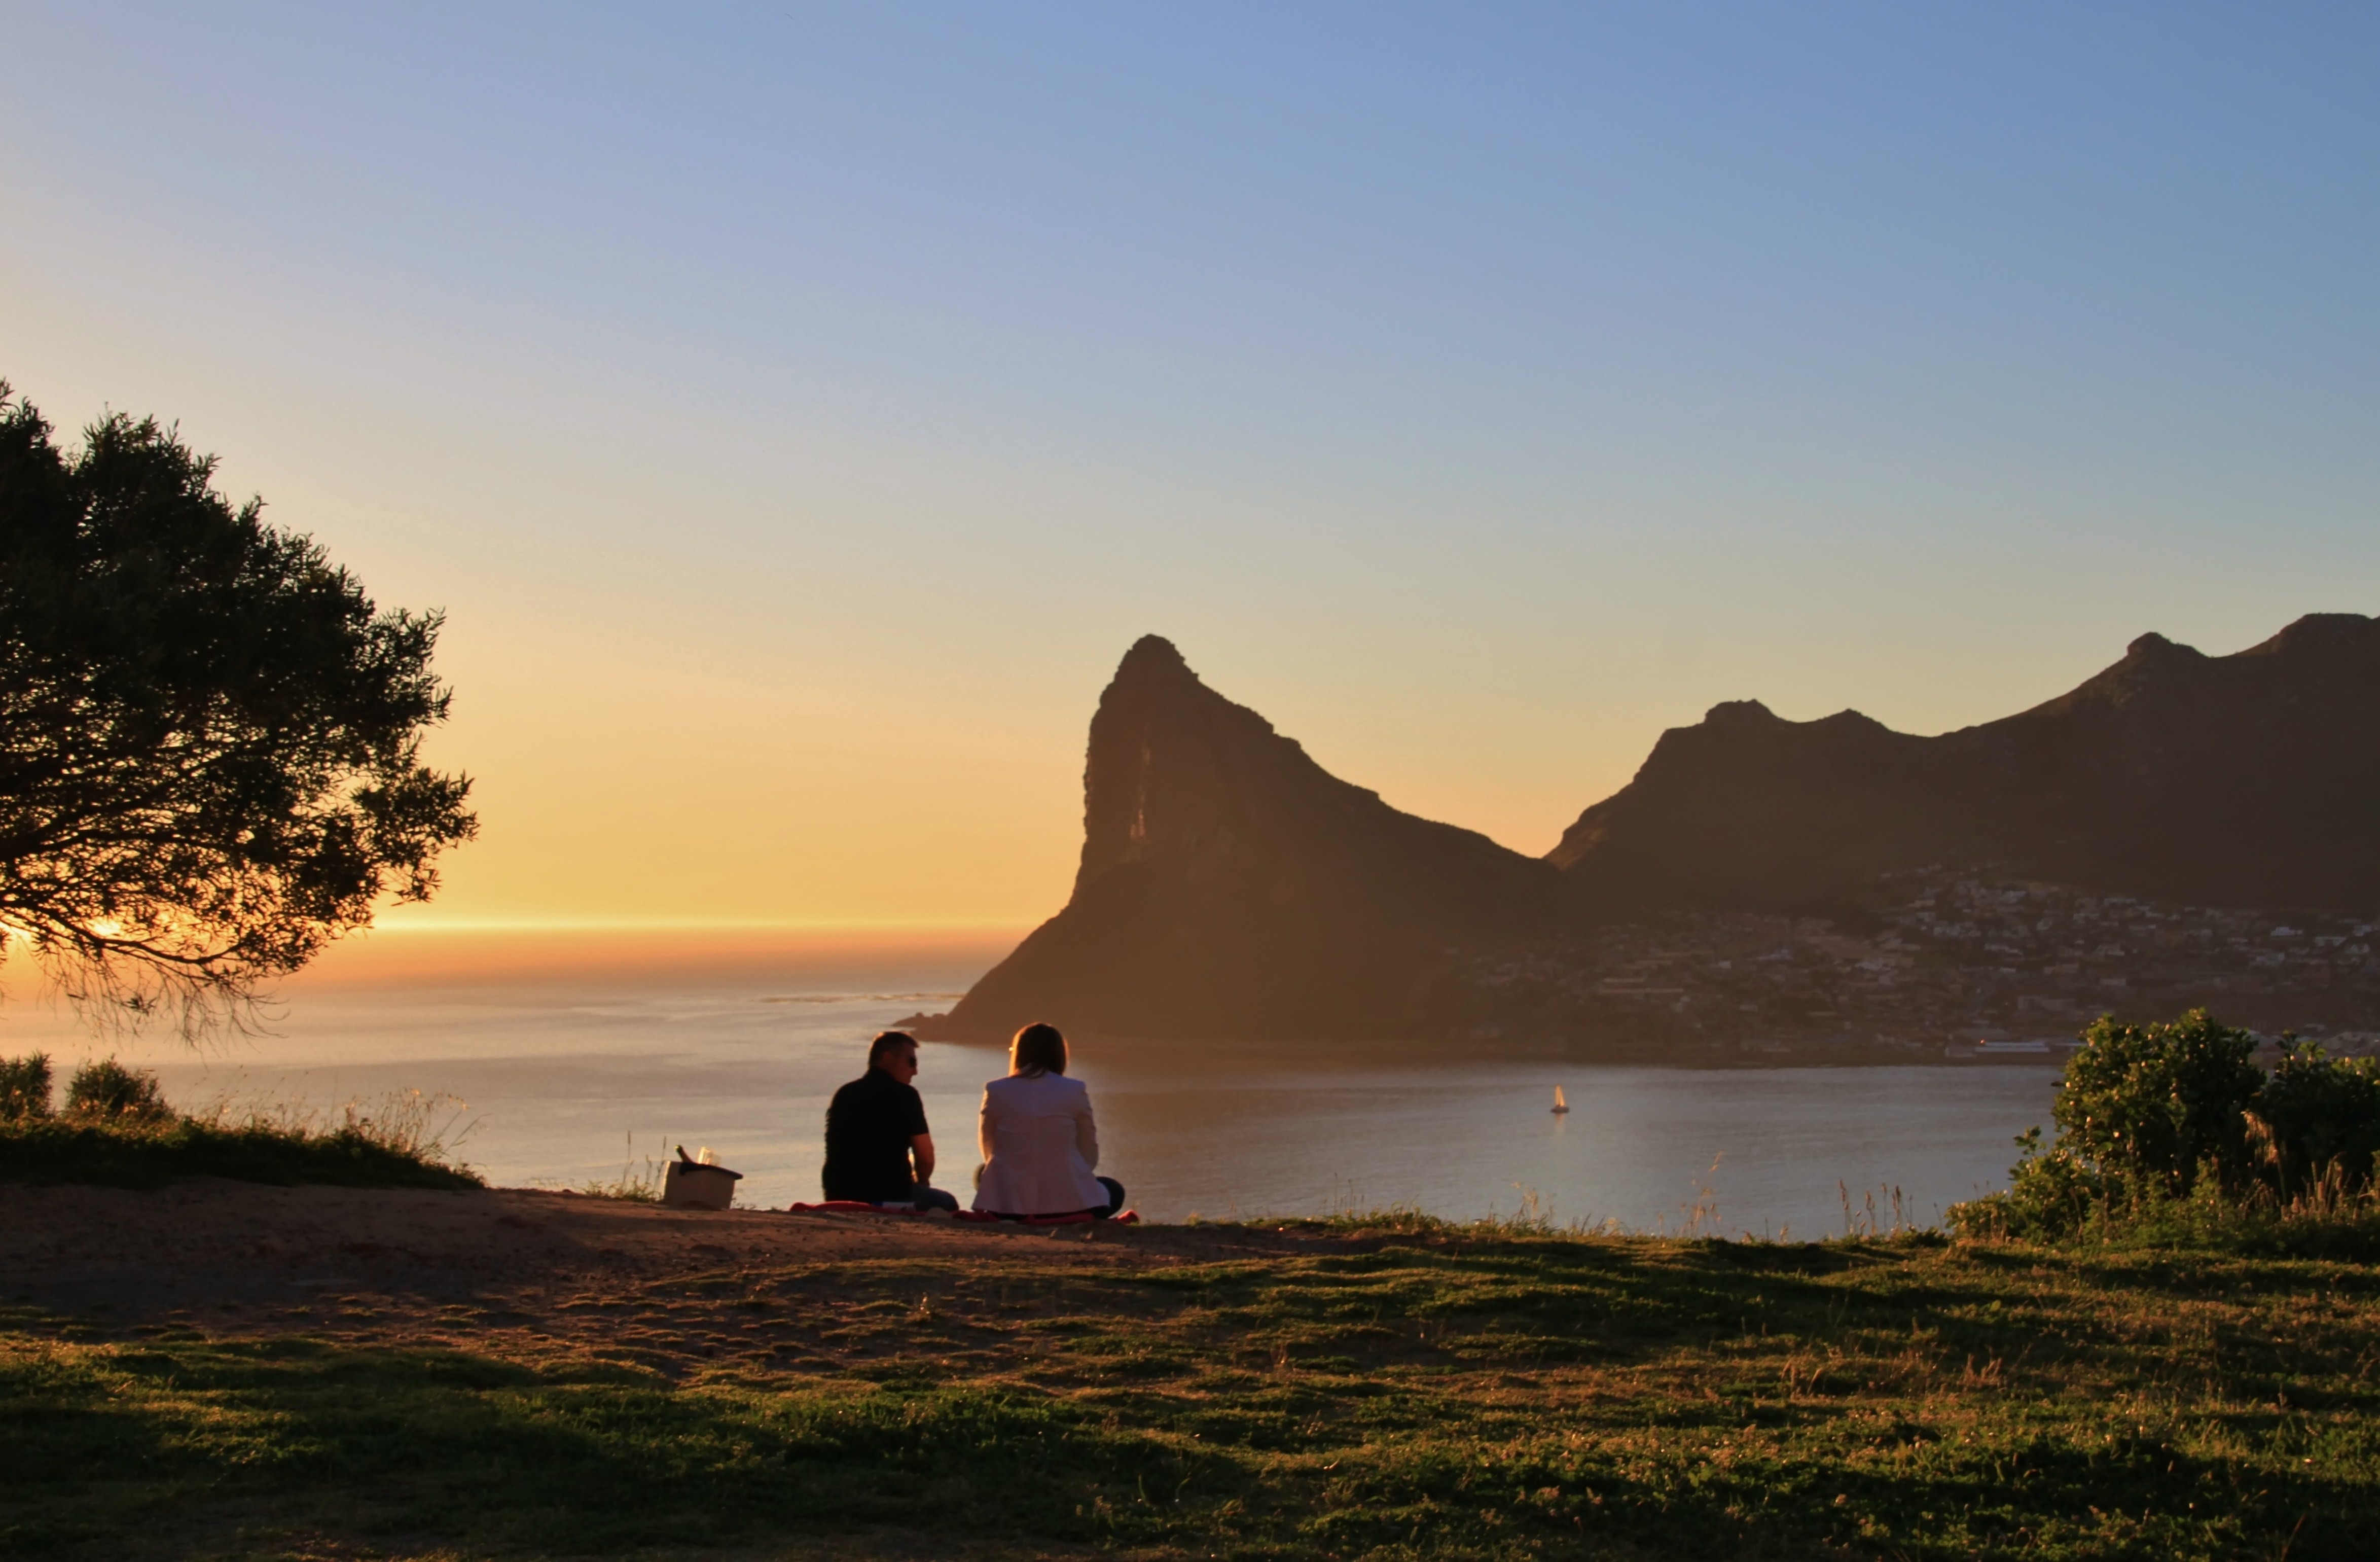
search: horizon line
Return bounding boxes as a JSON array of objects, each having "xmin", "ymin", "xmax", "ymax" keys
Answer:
[{"xmin": 352, "ymin": 918, "xmax": 1034, "ymax": 937}]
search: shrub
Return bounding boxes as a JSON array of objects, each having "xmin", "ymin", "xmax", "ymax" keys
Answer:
[
  {"xmin": 63, "ymin": 1059, "xmax": 171, "ymax": 1122},
  {"xmin": 0, "ymin": 1053, "xmax": 51, "ymax": 1121},
  {"xmin": 1953, "ymin": 1009, "xmax": 2380, "ymax": 1242},
  {"xmin": 2256, "ymin": 1042, "xmax": 2380, "ymax": 1194},
  {"xmin": 2053, "ymin": 1008, "xmax": 2265, "ymax": 1198},
  {"xmin": 0, "ymin": 1047, "xmax": 52, "ymax": 1124},
  {"xmin": 1958, "ymin": 1124, "xmax": 2110, "ymax": 1241}
]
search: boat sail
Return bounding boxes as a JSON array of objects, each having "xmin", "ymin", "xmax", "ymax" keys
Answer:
[{"xmin": 1551, "ymin": 1085, "xmax": 1570, "ymax": 1115}]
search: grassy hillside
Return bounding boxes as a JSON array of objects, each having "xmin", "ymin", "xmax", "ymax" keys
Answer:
[
  {"xmin": 5, "ymin": 1218, "xmax": 2374, "ymax": 1560},
  {"xmin": 0, "ymin": 1057, "xmax": 479, "ymax": 1191},
  {"xmin": 0, "ymin": 1114, "xmax": 481, "ymax": 1190}
]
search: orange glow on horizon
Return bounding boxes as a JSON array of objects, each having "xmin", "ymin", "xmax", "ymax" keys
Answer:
[{"xmin": 292, "ymin": 919, "xmax": 1029, "ymax": 989}]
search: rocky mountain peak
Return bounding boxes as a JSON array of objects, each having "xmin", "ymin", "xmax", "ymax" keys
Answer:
[
  {"xmin": 1113, "ymin": 632, "xmax": 1194, "ymax": 683},
  {"xmin": 941, "ymin": 637, "xmax": 1563, "ymax": 1040}
]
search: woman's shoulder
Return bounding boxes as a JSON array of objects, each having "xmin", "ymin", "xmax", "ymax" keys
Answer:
[{"xmin": 985, "ymin": 1072, "xmax": 1090, "ymax": 1100}]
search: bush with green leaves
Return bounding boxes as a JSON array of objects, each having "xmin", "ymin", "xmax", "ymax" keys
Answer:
[
  {"xmin": 2257, "ymin": 1041, "xmax": 2380, "ymax": 1194},
  {"xmin": 0, "ymin": 1052, "xmax": 49, "ymax": 1121},
  {"xmin": 1953, "ymin": 1008, "xmax": 2380, "ymax": 1241},
  {"xmin": 2055, "ymin": 1007, "xmax": 2266, "ymax": 1197},
  {"xmin": 63, "ymin": 1058, "xmax": 170, "ymax": 1122}
]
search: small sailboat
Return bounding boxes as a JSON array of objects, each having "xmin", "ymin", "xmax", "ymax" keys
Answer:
[{"xmin": 1551, "ymin": 1085, "xmax": 1570, "ymax": 1115}]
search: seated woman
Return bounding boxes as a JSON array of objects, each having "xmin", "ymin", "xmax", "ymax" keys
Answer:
[{"xmin": 970, "ymin": 1022, "xmax": 1125, "ymax": 1220}]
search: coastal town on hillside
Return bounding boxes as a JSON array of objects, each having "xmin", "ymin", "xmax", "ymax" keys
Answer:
[{"xmin": 1460, "ymin": 868, "xmax": 2380, "ymax": 1061}]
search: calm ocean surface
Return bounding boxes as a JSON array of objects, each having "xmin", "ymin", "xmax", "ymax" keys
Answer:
[{"xmin": 9, "ymin": 952, "xmax": 2059, "ymax": 1235}]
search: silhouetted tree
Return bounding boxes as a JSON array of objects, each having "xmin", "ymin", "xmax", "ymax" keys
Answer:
[{"xmin": 0, "ymin": 382, "xmax": 477, "ymax": 1028}]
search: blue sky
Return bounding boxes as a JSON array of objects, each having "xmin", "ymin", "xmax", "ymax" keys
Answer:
[{"xmin": 4, "ymin": 3, "xmax": 2375, "ymax": 925}]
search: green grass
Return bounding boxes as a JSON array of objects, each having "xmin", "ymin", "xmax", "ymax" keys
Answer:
[
  {"xmin": 0, "ymin": 1108, "xmax": 481, "ymax": 1191},
  {"xmin": 5, "ymin": 1225, "xmax": 2377, "ymax": 1559}
]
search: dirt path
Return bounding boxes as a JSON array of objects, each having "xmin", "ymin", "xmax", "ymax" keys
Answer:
[{"xmin": 1, "ymin": 1181, "xmax": 1317, "ymax": 1380}]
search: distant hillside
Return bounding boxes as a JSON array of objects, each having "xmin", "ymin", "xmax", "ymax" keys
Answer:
[
  {"xmin": 934, "ymin": 636, "xmax": 1564, "ymax": 1040},
  {"xmin": 1550, "ymin": 613, "xmax": 2380, "ymax": 912}
]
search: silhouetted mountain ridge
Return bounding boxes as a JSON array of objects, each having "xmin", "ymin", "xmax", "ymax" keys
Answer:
[
  {"xmin": 1554, "ymin": 612, "xmax": 2380, "ymax": 910},
  {"xmin": 933, "ymin": 614, "xmax": 2380, "ymax": 1042}
]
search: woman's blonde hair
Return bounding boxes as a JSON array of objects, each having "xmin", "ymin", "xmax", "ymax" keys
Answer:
[{"xmin": 1009, "ymin": 1022, "xmax": 1067, "ymax": 1078}]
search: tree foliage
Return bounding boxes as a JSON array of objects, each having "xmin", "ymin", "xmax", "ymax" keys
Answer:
[
  {"xmin": 0, "ymin": 382, "xmax": 476, "ymax": 1026},
  {"xmin": 2049, "ymin": 1007, "xmax": 2266, "ymax": 1199},
  {"xmin": 2260, "ymin": 1041, "xmax": 2380, "ymax": 1192},
  {"xmin": 1954, "ymin": 1008, "xmax": 2380, "ymax": 1241}
]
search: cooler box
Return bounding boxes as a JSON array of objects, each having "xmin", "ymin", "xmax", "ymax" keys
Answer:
[{"xmin": 662, "ymin": 1160, "xmax": 743, "ymax": 1210}]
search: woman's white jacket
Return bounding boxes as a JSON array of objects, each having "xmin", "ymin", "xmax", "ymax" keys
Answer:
[{"xmin": 971, "ymin": 1072, "xmax": 1106, "ymax": 1215}]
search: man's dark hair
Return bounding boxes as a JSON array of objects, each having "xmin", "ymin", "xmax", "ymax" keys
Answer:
[{"xmin": 868, "ymin": 1031, "xmax": 917, "ymax": 1070}]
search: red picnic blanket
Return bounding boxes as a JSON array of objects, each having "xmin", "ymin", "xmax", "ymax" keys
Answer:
[{"xmin": 786, "ymin": 1200, "xmax": 1137, "ymax": 1226}]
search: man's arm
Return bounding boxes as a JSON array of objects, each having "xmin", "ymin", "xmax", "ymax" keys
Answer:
[{"xmin": 910, "ymin": 1132, "xmax": 936, "ymax": 1186}]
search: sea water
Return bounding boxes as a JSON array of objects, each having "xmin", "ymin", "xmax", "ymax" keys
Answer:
[{"xmin": 4, "ymin": 951, "xmax": 2058, "ymax": 1235}]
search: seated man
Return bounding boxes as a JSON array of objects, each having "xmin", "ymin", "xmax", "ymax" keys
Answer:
[{"xmin": 820, "ymin": 1030, "xmax": 960, "ymax": 1212}]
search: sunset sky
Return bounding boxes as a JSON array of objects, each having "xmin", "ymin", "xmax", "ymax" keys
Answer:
[{"xmin": 5, "ymin": 4, "xmax": 2376, "ymax": 943}]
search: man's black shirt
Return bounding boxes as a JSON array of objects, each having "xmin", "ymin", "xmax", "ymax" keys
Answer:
[{"xmin": 821, "ymin": 1066, "xmax": 929, "ymax": 1203}]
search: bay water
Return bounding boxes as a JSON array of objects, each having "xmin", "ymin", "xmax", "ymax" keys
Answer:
[{"xmin": 5, "ymin": 939, "xmax": 2058, "ymax": 1235}]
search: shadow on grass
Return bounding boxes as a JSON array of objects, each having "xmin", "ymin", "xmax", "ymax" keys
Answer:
[
  {"xmin": 18, "ymin": 1325, "xmax": 2366, "ymax": 1561},
  {"xmin": 7, "ymin": 1225, "xmax": 2379, "ymax": 1560},
  {"xmin": 1, "ymin": 1331, "xmax": 1224, "ymax": 1556}
]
